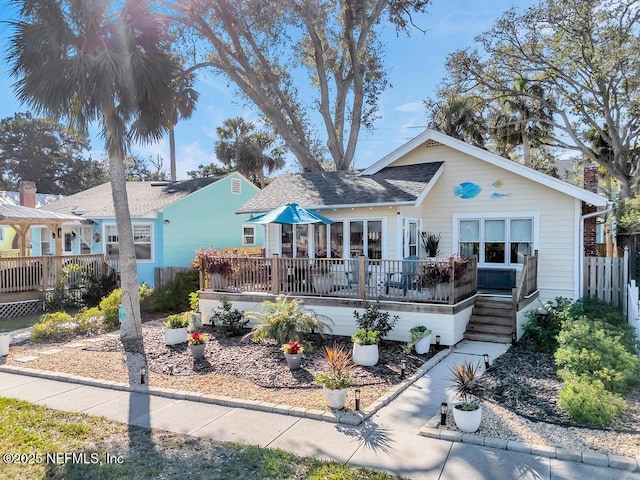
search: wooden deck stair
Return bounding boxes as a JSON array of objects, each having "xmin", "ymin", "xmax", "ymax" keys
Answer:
[{"xmin": 464, "ymin": 296, "xmax": 514, "ymax": 344}]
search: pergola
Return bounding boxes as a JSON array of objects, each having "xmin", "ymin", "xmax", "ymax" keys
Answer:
[{"xmin": 0, "ymin": 204, "xmax": 91, "ymax": 256}]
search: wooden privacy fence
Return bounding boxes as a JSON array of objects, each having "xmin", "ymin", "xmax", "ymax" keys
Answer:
[
  {"xmin": 583, "ymin": 255, "xmax": 627, "ymax": 308},
  {"xmin": 154, "ymin": 266, "xmax": 194, "ymax": 289}
]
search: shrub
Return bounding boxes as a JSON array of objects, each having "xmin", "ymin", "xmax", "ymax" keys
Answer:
[
  {"xmin": 99, "ymin": 289, "xmax": 122, "ymax": 330},
  {"xmin": 164, "ymin": 313, "xmax": 189, "ymax": 329},
  {"xmin": 73, "ymin": 307, "xmax": 104, "ymax": 332},
  {"xmin": 31, "ymin": 312, "xmax": 74, "ymax": 342},
  {"xmin": 353, "ymin": 301, "xmax": 398, "ymax": 339},
  {"xmin": 45, "ymin": 278, "xmax": 79, "ymax": 311},
  {"xmin": 210, "ymin": 298, "xmax": 248, "ymax": 337},
  {"xmin": 558, "ymin": 378, "xmax": 626, "ymax": 426},
  {"xmin": 138, "ymin": 283, "xmax": 154, "ymax": 313},
  {"xmin": 81, "ymin": 271, "xmax": 118, "ymax": 308},
  {"xmin": 555, "ymin": 316, "xmax": 639, "ymax": 393},
  {"xmin": 246, "ymin": 296, "xmax": 331, "ymax": 347},
  {"xmin": 150, "ymin": 270, "xmax": 199, "ymax": 312}
]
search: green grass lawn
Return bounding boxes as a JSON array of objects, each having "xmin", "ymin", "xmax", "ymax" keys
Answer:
[
  {"xmin": 0, "ymin": 312, "xmax": 43, "ymax": 333},
  {"xmin": 0, "ymin": 397, "xmax": 405, "ymax": 480}
]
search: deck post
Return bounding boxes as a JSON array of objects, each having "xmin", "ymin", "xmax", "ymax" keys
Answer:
[
  {"xmin": 358, "ymin": 255, "xmax": 366, "ymax": 299},
  {"xmin": 271, "ymin": 254, "xmax": 280, "ymax": 294}
]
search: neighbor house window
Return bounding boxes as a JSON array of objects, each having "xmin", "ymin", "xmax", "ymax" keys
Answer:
[
  {"xmin": 0, "ymin": 227, "xmax": 4, "ymax": 242},
  {"xmin": 105, "ymin": 223, "xmax": 152, "ymax": 261},
  {"xmin": 242, "ymin": 225, "xmax": 255, "ymax": 246},
  {"xmin": 63, "ymin": 232, "xmax": 73, "ymax": 254},
  {"xmin": 458, "ymin": 217, "xmax": 533, "ymax": 265}
]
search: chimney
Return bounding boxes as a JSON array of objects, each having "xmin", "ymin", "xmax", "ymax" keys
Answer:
[
  {"xmin": 582, "ymin": 165, "xmax": 598, "ymax": 257},
  {"xmin": 19, "ymin": 181, "xmax": 37, "ymax": 208}
]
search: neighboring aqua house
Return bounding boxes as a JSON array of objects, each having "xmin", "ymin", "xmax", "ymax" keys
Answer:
[
  {"xmin": 37, "ymin": 173, "xmax": 263, "ymax": 287},
  {"xmin": 0, "ymin": 190, "xmax": 64, "ymax": 251}
]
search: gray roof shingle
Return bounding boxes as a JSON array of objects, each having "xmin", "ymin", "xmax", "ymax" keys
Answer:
[
  {"xmin": 237, "ymin": 163, "xmax": 443, "ymax": 213},
  {"xmin": 41, "ymin": 177, "xmax": 221, "ymax": 217}
]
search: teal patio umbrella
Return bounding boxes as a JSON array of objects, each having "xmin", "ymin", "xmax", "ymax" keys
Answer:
[{"xmin": 247, "ymin": 203, "xmax": 333, "ymax": 225}]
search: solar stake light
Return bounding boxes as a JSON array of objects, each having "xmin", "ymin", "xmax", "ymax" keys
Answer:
[
  {"xmin": 483, "ymin": 354, "xmax": 490, "ymax": 369},
  {"xmin": 400, "ymin": 359, "xmax": 406, "ymax": 378},
  {"xmin": 435, "ymin": 335, "xmax": 441, "ymax": 346},
  {"xmin": 140, "ymin": 367, "xmax": 147, "ymax": 385},
  {"xmin": 440, "ymin": 402, "xmax": 448, "ymax": 426},
  {"xmin": 355, "ymin": 388, "xmax": 361, "ymax": 411}
]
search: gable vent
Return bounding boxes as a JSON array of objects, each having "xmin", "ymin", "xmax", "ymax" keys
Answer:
[
  {"xmin": 424, "ymin": 140, "xmax": 443, "ymax": 148},
  {"xmin": 231, "ymin": 178, "xmax": 241, "ymax": 194}
]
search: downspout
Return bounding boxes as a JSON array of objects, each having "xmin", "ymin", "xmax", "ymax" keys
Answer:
[{"xmin": 579, "ymin": 203, "xmax": 613, "ymax": 297}]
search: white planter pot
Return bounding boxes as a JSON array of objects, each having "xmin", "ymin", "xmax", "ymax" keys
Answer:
[
  {"xmin": 0, "ymin": 335, "xmax": 9, "ymax": 356},
  {"xmin": 435, "ymin": 282, "xmax": 449, "ymax": 301},
  {"xmin": 188, "ymin": 312, "xmax": 202, "ymax": 331},
  {"xmin": 322, "ymin": 386, "xmax": 348, "ymax": 409},
  {"xmin": 312, "ymin": 274, "xmax": 334, "ymax": 294},
  {"xmin": 165, "ymin": 327, "xmax": 188, "ymax": 346},
  {"xmin": 352, "ymin": 343, "xmax": 379, "ymax": 366},
  {"xmin": 209, "ymin": 273, "xmax": 227, "ymax": 290},
  {"xmin": 414, "ymin": 335, "xmax": 431, "ymax": 355},
  {"xmin": 452, "ymin": 403, "xmax": 482, "ymax": 433}
]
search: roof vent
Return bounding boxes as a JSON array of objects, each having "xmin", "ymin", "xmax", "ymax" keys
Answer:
[{"xmin": 150, "ymin": 182, "xmax": 171, "ymax": 187}]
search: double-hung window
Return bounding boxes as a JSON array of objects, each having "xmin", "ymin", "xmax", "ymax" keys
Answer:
[
  {"xmin": 458, "ymin": 217, "xmax": 533, "ymax": 265},
  {"xmin": 105, "ymin": 223, "xmax": 153, "ymax": 261},
  {"xmin": 242, "ymin": 225, "xmax": 255, "ymax": 246}
]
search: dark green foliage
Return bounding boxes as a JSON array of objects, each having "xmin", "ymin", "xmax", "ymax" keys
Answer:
[
  {"xmin": 558, "ymin": 378, "xmax": 626, "ymax": 427},
  {"xmin": 45, "ymin": 279, "xmax": 80, "ymax": 311},
  {"xmin": 150, "ymin": 270, "xmax": 199, "ymax": 312},
  {"xmin": 210, "ymin": 298, "xmax": 248, "ymax": 337},
  {"xmin": 353, "ymin": 301, "xmax": 398, "ymax": 339},
  {"xmin": 81, "ymin": 272, "xmax": 118, "ymax": 308}
]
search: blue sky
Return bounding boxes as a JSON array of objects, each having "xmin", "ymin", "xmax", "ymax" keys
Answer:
[{"xmin": 0, "ymin": 0, "xmax": 535, "ymax": 180}]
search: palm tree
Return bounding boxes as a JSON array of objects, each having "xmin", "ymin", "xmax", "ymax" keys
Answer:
[
  {"xmin": 215, "ymin": 117, "xmax": 285, "ymax": 188},
  {"xmin": 427, "ymin": 96, "xmax": 486, "ymax": 147},
  {"xmin": 9, "ymin": 0, "xmax": 181, "ymax": 340},
  {"xmin": 167, "ymin": 71, "xmax": 199, "ymax": 181}
]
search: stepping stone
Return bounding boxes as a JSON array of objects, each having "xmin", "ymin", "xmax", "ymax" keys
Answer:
[
  {"xmin": 41, "ymin": 349, "xmax": 63, "ymax": 355},
  {"xmin": 15, "ymin": 355, "xmax": 39, "ymax": 362},
  {"xmin": 106, "ymin": 333, "xmax": 120, "ymax": 338},
  {"xmin": 85, "ymin": 338, "xmax": 105, "ymax": 343},
  {"xmin": 65, "ymin": 343, "xmax": 86, "ymax": 348}
]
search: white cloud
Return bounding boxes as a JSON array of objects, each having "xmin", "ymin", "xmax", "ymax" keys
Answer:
[{"xmin": 394, "ymin": 101, "xmax": 424, "ymax": 113}]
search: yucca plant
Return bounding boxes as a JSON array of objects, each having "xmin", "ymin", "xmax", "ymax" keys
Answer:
[
  {"xmin": 245, "ymin": 296, "xmax": 332, "ymax": 348},
  {"xmin": 449, "ymin": 361, "xmax": 482, "ymax": 411}
]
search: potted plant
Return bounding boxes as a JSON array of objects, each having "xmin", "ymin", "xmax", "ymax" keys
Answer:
[
  {"xmin": 187, "ymin": 331, "xmax": 207, "ymax": 360},
  {"xmin": 164, "ymin": 313, "xmax": 189, "ymax": 346},
  {"xmin": 0, "ymin": 333, "xmax": 9, "ymax": 357},
  {"xmin": 420, "ymin": 231, "xmax": 441, "ymax": 258},
  {"xmin": 315, "ymin": 342, "xmax": 352, "ymax": 409},
  {"xmin": 405, "ymin": 325, "xmax": 432, "ymax": 354},
  {"xmin": 192, "ymin": 247, "xmax": 234, "ymax": 290},
  {"xmin": 351, "ymin": 328, "xmax": 380, "ymax": 366},
  {"xmin": 188, "ymin": 291, "xmax": 202, "ymax": 330},
  {"xmin": 351, "ymin": 301, "xmax": 398, "ymax": 367},
  {"xmin": 449, "ymin": 361, "xmax": 483, "ymax": 433},
  {"xmin": 311, "ymin": 262, "xmax": 334, "ymax": 294},
  {"xmin": 281, "ymin": 340, "xmax": 304, "ymax": 370}
]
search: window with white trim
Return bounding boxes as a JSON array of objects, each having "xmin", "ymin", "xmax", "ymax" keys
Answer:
[
  {"xmin": 242, "ymin": 225, "xmax": 255, "ymax": 246},
  {"xmin": 459, "ymin": 218, "xmax": 533, "ymax": 265},
  {"xmin": 0, "ymin": 227, "xmax": 4, "ymax": 242},
  {"xmin": 349, "ymin": 220, "xmax": 383, "ymax": 259},
  {"xmin": 282, "ymin": 224, "xmax": 309, "ymax": 258},
  {"xmin": 313, "ymin": 223, "xmax": 344, "ymax": 258},
  {"xmin": 105, "ymin": 223, "xmax": 153, "ymax": 261}
]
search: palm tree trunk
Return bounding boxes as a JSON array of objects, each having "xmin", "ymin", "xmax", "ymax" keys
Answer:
[
  {"xmin": 103, "ymin": 105, "xmax": 142, "ymax": 341},
  {"xmin": 169, "ymin": 127, "xmax": 176, "ymax": 181},
  {"xmin": 522, "ymin": 121, "xmax": 531, "ymax": 167}
]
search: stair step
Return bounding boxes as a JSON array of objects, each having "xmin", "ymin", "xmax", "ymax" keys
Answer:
[
  {"xmin": 468, "ymin": 315, "xmax": 513, "ymax": 327},
  {"xmin": 464, "ymin": 332, "xmax": 513, "ymax": 344},
  {"xmin": 466, "ymin": 323, "xmax": 513, "ymax": 335},
  {"xmin": 471, "ymin": 307, "xmax": 513, "ymax": 318},
  {"xmin": 475, "ymin": 299, "xmax": 513, "ymax": 310}
]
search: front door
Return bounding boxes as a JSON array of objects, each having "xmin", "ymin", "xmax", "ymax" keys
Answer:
[{"xmin": 402, "ymin": 218, "xmax": 420, "ymax": 258}]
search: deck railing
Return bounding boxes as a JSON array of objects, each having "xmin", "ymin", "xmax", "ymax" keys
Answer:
[
  {"xmin": 199, "ymin": 255, "xmax": 478, "ymax": 305},
  {"xmin": 0, "ymin": 254, "xmax": 111, "ymax": 294}
]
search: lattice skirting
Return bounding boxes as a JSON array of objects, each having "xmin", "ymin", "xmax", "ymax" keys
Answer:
[{"xmin": 0, "ymin": 300, "xmax": 44, "ymax": 319}]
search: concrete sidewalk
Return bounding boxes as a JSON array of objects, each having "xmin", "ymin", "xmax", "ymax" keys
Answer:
[{"xmin": 1, "ymin": 341, "xmax": 638, "ymax": 480}]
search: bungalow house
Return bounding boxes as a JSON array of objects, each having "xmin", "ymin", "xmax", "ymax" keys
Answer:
[
  {"xmin": 37, "ymin": 173, "xmax": 263, "ymax": 287},
  {"xmin": 198, "ymin": 130, "xmax": 609, "ymax": 345}
]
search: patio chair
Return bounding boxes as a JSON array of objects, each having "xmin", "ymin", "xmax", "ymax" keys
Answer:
[
  {"xmin": 385, "ymin": 255, "xmax": 422, "ymax": 295},
  {"xmin": 345, "ymin": 255, "xmax": 371, "ymax": 289}
]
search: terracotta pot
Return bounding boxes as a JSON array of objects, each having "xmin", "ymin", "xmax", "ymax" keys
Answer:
[
  {"xmin": 352, "ymin": 343, "xmax": 379, "ymax": 366},
  {"xmin": 322, "ymin": 385, "xmax": 348, "ymax": 409},
  {"xmin": 189, "ymin": 343, "xmax": 206, "ymax": 360},
  {"xmin": 165, "ymin": 327, "xmax": 188, "ymax": 346}
]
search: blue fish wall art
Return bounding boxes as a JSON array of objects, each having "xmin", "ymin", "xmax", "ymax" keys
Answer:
[{"xmin": 454, "ymin": 182, "xmax": 481, "ymax": 199}]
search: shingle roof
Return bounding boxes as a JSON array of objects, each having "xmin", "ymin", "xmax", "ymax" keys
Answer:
[
  {"xmin": 41, "ymin": 177, "xmax": 222, "ymax": 217},
  {"xmin": 237, "ymin": 163, "xmax": 443, "ymax": 213},
  {"xmin": 0, "ymin": 204, "xmax": 90, "ymax": 225}
]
